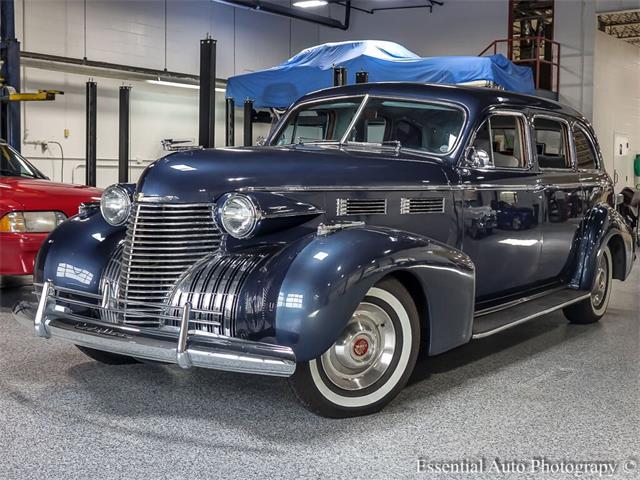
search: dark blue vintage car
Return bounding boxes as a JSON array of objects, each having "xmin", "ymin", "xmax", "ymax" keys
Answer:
[{"xmin": 14, "ymin": 83, "xmax": 636, "ymax": 418}]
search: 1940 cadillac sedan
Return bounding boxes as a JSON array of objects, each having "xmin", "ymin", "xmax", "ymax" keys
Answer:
[{"xmin": 14, "ymin": 83, "xmax": 636, "ymax": 418}]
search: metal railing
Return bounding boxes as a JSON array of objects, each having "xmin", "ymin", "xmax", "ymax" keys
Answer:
[{"xmin": 479, "ymin": 36, "xmax": 561, "ymax": 96}]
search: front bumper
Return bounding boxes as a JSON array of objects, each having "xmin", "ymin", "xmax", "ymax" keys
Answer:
[{"xmin": 13, "ymin": 282, "xmax": 296, "ymax": 377}]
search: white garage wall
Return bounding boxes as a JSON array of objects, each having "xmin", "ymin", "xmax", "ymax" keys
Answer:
[
  {"xmin": 12, "ymin": 0, "xmax": 610, "ymax": 187},
  {"xmin": 592, "ymin": 31, "xmax": 640, "ymax": 190}
]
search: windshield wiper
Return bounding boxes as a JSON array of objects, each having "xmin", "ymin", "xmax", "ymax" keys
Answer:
[
  {"xmin": 294, "ymin": 136, "xmax": 338, "ymax": 145},
  {"xmin": 341, "ymin": 140, "xmax": 403, "ymax": 155}
]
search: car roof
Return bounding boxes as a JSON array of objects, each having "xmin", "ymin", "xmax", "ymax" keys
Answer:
[{"xmin": 297, "ymin": 82, "xmax": 585, "ymax": 121}]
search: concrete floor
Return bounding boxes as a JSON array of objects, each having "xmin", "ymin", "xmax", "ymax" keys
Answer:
[{"xmin": 0, "ymin": 265, "xmax": 637, "ymax": 480}]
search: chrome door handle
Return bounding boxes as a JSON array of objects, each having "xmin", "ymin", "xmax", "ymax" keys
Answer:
[{"xmin": 532, "ymin": 184, "xmax": 551, "ymax": 192}]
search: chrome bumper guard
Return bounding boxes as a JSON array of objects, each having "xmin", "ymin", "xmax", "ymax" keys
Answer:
[{"xmin": 13, "ymin": 281, "xmax": 296, "ymax": 377}]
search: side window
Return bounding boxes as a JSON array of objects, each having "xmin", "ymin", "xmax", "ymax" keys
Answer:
[
  {"xmin": 534, "ymin": 117, "xmax": 570, "ymax": 169},
  {"xmin": 472, "ymin": 114, "xmax": 527, "ymax": 168},
  {"xmin": 572, "ymin": 126, "xmax": 598, "ymax": 170}
]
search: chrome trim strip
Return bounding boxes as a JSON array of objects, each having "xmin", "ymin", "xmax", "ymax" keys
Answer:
[
  {"xmin": 471, "ymin": 292, "xmax": 590, "ymax": 339},
  {"xmin": 238, "ymin": 182, "xmax": 604, "ymax": 193}
]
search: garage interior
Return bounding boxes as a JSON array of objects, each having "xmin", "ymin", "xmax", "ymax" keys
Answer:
[{"xmin": 0, "ymin": 0, "xmax": 638, "ymax": 478}]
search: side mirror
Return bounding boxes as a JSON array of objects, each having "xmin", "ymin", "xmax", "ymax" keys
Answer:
[
  {"xmin": 465, "ymin": 146, "xmax": 491, "ymax": 168},
  {"xmin": 256, "ymin": 136, "xmax": 266, "ymax": 146}
]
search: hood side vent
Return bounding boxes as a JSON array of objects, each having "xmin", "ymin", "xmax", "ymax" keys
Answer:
[
  {"xmin": 400, "ymin": 197, "xmax": 445, "ymax": 214},
  {"xmin": 337, "ymin": 198, "xmax": 387, "ymax": 216}
]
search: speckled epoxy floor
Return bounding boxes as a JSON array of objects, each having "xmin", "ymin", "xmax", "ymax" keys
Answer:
[{"xmin": 0, "ymin": 263, "xmax": 638, "ymax": 480}]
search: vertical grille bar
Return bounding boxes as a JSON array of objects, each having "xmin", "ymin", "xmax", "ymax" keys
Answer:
[{"xmin": 119, "ymin": 202, "xmax": 222, "ymax": 325}]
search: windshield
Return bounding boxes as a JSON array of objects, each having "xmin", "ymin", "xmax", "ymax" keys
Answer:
[
  {"xmin": 273, "ymin": 98, "xmax": 362, "ymax": 145},
  {"xmin": 0, "ymin": 144, "xmax": 46, "ymax": 179},
  {"xmin": 272, "ymin": 96, "xmax": 465, "ymax": 155}
]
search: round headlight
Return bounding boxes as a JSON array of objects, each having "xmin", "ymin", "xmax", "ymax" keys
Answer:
[
  {"xmin": 219, "ymin": 194, "xmax": 259, "ymax": 239},
  {"xmin": 100, "ymin": 185, "xmax": 131, "ymax": 226}
]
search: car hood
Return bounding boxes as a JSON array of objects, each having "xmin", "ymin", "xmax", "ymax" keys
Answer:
[
  {"xmin": 137, "ymin": 146, "xmax": 452, "ymax": 203},
  {"xmin": 0, "ymin": 177, "xmax": 103, "ymax": 217}
]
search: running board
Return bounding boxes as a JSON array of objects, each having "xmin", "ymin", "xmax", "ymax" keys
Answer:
[{"xmin": 472, "ymin": 289, "xmax": 590, "ymax": 339}]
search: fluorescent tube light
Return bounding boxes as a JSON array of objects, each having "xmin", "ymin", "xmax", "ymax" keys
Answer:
[
  {"xmin": 293, "ymin": 1, "xmax": 329, "ymax": 8},
  {"xmin": 146, "ymin": 79, "xmax": 226, "ymax": 92}
]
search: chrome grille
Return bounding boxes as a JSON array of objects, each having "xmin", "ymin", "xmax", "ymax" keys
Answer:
[
  {"xmin": 337, "ymin": 198, "xmax": 387, "ymax": 216},
  {"xmin": 168, "ymin": 254, "xmax": 265, "ymax": 335},
  {"xmin": 400, "ymin": 197, "xmax": 445, "ymax": 214},
  {"xmin": 119, "ymin": 202, "xmax": 222, "ymax": 325}
]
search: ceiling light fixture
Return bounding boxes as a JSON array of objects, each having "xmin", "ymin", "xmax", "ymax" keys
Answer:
[
  {"xmin": 293, "ymin": 0, "xmax": 329, "ymax": 8},
  {"xmin": 146, "ymin": 79, "xmax": 226, "ymax": 92}
]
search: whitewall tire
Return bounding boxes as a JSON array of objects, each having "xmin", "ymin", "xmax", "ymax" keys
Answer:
[
  {"xmin": 288, "ymin": 277, "xmax": 420, "ymax": 418},
  {"xmin": 563, "ymin": 245, "xmax": 613, "ymax": 324}
]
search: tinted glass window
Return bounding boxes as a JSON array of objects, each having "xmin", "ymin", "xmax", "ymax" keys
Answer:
[
  {"xmin": 534, "ymin": 117, "xmax": 570, "ymax": 169},
  {"xmin": 573, "ymin": 127, "xmax": 598, "ymax": 170},
  {"xmin": 472, "ymin": 114, "xmax": 526, "ymax": 168},
  {"xmin": 348, "ymin": 99, "xmax": 465, "ymax": 154}
]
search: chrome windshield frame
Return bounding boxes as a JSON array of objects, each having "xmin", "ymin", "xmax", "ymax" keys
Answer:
[{"xmin": 267, "ymin": 93, "xmax": 468, "ymax": 159}]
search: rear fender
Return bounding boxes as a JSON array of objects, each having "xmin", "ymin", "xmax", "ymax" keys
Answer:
[{"xmin": 572, "ymin": 203, "xmax": 635, "ymax": 289}]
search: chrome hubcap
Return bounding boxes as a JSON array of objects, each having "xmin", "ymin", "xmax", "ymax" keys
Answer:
[
  {"xmin": 321, "ymin": 302, "xmax": 396, "ymax": 391},
  {"xmin": 592, "ymin": 255, "xmax": 608, "ymax": 307}
]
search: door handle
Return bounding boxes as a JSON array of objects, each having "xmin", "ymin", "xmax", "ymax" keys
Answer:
[{"xmin": 532, "ymin": 184, "xmax": 552, "ymax": 192}]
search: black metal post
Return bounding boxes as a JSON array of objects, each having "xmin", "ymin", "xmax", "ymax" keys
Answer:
[
  {"xmin": 356, "ymin": 71, "xmax": 369, "ymax": 84},
  {"xmin": 333, "ymin": 66, "xmax": 347, "ymax": 86},
  {"xmin": 0, "ymin": 0, "xmax": 21, "ymax": 151},
  {"xmin": 243, "ymin": 99, "xmax": 253, "ymax": 147},
  {"xmin": 199, "ymin": 37, "xmax": 217, "ymax": 148},
  {"xmin": 85, "ymin": 81, "xmax": 97, "ymax": 187},
  {"xmin": 225, "ymin": 97, "xmax": 235, "ymax": 147},
  {"xmin": 118, "ymin": 86, "xmax": 131, "ymax": 183}
]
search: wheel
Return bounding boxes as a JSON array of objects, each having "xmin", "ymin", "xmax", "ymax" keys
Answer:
[
  {"xmin": 288, "ymin": 277, "xmax": 420, "ymax": 418},
  {"xmin": 511, "ymin": 216, "xmax": 522, "ymax": 230},
  {"xmin": 76, "ymin": 345, "xmax": 139, "ymax": 365},
  {"xmin": 563, "ymin": 245, "xmax": 613, "ymax": 324}
]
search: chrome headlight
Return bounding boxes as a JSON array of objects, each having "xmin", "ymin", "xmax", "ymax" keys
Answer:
[
  {"xmin": 100, "ymin": 185, "xmax": 131, "ymax": 226},
  {"xmin": 218, "ymin": 194, "xmax": 259, "ymax": 239},
  {"xmin": 0, "ymin": 211, "xmax": 66, "ymax": 233}
]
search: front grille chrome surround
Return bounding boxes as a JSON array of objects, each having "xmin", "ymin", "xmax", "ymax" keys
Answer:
[{"xmin": 118, "ymin": 202, "xmax": 222, "ymax": 325}]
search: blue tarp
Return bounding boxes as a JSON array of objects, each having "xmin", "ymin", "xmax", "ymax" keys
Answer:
[{"xmin": 226, "ymin": 40, "xmax": 536, "ymax": 109}]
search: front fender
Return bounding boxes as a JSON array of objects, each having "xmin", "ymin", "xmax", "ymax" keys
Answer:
[
  {"xmin": 257, "ymin": 226, "xmax": 475, "ymax": 362},
  {"xmin": 34, "ymin": 212, "xmax": 125, "ymax": 293},
  {"xmin": 573, "ymin": 203, "xmax": 634, "ymax": 289}
]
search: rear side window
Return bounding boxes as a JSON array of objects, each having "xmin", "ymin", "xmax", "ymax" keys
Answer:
[
  {"xmin": 534, "ymin": 117, "xmax": 570, "ymax": 169},
  {"xmin": 573, "ymin": 126, "xmax": 598, "ymax": 170}
]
